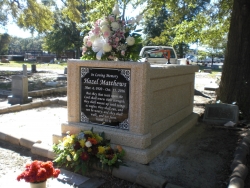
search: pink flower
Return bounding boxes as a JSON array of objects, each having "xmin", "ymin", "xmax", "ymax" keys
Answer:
[
  {"xmin": 87, "ymin": 41, "xmax": 92, "ymax": 47},
  {"xmin": 82, "ymin": 46, "xmax": 87, "ymax": 52},
  {"xmin": 109, "ymin": 16, "xmax": 115, "ymax": 22},
  {"xmin": 95, "ymin": 19, "xmax": 101, "ymax": 25},
  {"xmin": 115, "ymin": 37, "xmax": 119, "ymax": 42},
  {"xmin": 121, "ymin": 50, "xmax": 125, "ymax": 56},
  {"xmin": 103, "ymin": 31, "xmax": 110, "ymax": 38}
]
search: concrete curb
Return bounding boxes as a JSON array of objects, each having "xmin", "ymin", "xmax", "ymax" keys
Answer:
[
  {"xmin": 0, "ymin": 98, "xmax": 67, "ymax": 114},
  {"xmin": 28, "ymin": 87, "xmax": 67, "ymax": 97},
  {"xmin": 228, "ymin": 133, "xmax": 250, "ymax": 188}
]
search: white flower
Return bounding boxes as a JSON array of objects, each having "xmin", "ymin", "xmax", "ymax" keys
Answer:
[
  {"xmin": 83, "ymin": 36, "xmax": 88, "ymax": 46},
  {"xmin": 126, "ymin": 36, "xmax": 135, "ymax": 46},
  {"xmin": 85, "ymin": 141, "xmax": 92, "ymax": 147},
  {"xmin": 112, "ymin": 4, "xmax": 120, "ymax": 15},
  {"xmin": 90, "ymin": 35, "xmax": 97, "ymax": 42},
  {"xmin": 101, "ymin": 25, "xmax": 110, "ymax": 32},
  {"xmin": 67, "ymin": 155, "xmax": 71, "ymax": 161},
  {"xmin": 100, "ymin": 20, "xmax": 109, "ymax": 26},
  {"xmin": 92, "ymin": 38, "xmax": 104, "ymax": 52},
  {"xmin": 58, "ymin": 143, "xmax": 64, "ymax": 150},
  {"xmin": 103, "ymin": 43, "xmax": 112, "ymax": 52},
  {"xmin": 111, "ymin": 22, "xmax": 120, "ymax": 31}
]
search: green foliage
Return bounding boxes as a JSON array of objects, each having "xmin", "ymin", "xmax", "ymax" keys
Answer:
[
  {"xmin": 42, "ymin": 10, "xmax": 83, "ymax": 57},
  {"xmin": 62, "ymin": 0, "xmax": 81, "ymax": 23},
  {"xmin": 17, "ymin": 0, "xmax": 54, "ymax": 33},
  {"xmin": 0, "ymin": 33, "xmax": 11, "ymax": 54}
]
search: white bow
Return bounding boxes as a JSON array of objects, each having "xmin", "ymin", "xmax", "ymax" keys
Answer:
[{"xmin": 92, "ymin": 38, "xmax": 104, "ymax": 60}]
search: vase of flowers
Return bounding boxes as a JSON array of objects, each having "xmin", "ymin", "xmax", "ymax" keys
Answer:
[
  {"xmin": 29, "ymin": 181, "xmax": 46, "ymax": 188},
  {"xmin": 53, "ymin": 128, "xmax": 125, "ymax": 175},
  {"xmin": 17, "ymin": 160, "xmax": 60, "ymax": 188},
  {"xmin": 81, "ymin": 4, "xmax": 142, "ymax": 61}
]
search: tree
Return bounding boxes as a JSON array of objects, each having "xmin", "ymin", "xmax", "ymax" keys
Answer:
[
  {"xmin": 0, "ymin": 33, "xmax": 11, "ymax": 54},
  {"xmin": 42, "ymin": 10, "xmax": 83, "ymax": 58},
  {"xmin": 141, "ymin": 0, "xmax": 211, "ymax": 57},
  {"xmin": 0, "ymin": 1, "xmax": 8, "ymax": 28},
  {"xmin": 218, "ymin": 0, "xmax": 250, "ymax": 119}
]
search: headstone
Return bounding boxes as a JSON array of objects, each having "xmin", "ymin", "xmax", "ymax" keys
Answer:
[
  {"xmin": 80, "ymin": 67, "xmax": 130, "ymax": 129},
  {"xmin": 22, "ymin": 64, "xmax": 27, "ymax": 76},
  {"xmin": 203, "ymin": 103, "xmax": 239, "ymax": 124},
  {"xmin": 204, "ymin": 69, "xmax": 212, "ymax": 73},
  {"xmin": 64, "ymin": 67, "xmax": 67, "ymax": 74},
  {"xmin": 31, "ymin": 64, "xmax": 37, "ymax": 73},
  {"xmin": 204, "ymin": 83, "xmax": 219, "ymax": 91},
  {"xmin": 8, "ymin": 75, "xmax": 32, "ymax": 105}
]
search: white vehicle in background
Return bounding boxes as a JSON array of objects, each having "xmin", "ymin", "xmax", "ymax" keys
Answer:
[{"xmin": 139, "ymin": 46, "xmax": 178, "ymax": 64}]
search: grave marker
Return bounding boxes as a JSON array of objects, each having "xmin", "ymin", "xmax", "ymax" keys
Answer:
[
  {"xmin": 22, "ymin": 64, "xmax": 27, "ymax": 76},
  {"xmin": 7, "ymin": 75, "xmax": 32, "ymax": 105},
  {"xmin": 80, "ymin": 67, "xmax": 130, "ymax": 129},
  {"xmin": 203, "ymin": 103, "xmax": 239, "ymax": 124}
]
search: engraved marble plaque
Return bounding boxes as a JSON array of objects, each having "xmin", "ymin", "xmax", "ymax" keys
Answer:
[{"xmin": 80, "ymin": 67, "xmax": 130, "ymax": 129}]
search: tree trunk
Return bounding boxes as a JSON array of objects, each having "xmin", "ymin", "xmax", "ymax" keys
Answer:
[{"xmin": 218, "ymin": 0, "xmax": 250, "ymax": 119}]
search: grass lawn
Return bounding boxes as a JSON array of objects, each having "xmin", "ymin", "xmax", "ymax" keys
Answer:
[{"xmin": 0, "ymin": 61, "xmax": 67, "ymax": 70}]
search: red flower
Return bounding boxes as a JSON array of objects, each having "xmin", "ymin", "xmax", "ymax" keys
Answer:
[
  {"xmin": 74, "ymin": 141, "xmax": 81, "ymax": 150},
  {"xmin": 17, "ymin": 160, "xmax": 60, "ymax": 183},
  {"xmin": 88, "ymin": 138, "xmax": 98, "ymax": 145},
  {"xmin": 80, "ymin": 152, "xmax": 89, "ymax": 161}
]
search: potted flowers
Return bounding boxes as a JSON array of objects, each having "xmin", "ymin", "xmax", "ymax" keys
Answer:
[
  {"xmin": 17, "ymin": 160, "xmax": 60, "ymax": 188},
  {"xmin": 53, "ymin": 128, "xmax": 125, "ymax": 175},
  {"xmin": 81, "ymin": 4, "xmax": 142, "ymax": 61}
]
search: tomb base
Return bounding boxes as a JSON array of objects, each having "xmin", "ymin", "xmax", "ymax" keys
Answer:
[
  {"xmin": 53, "ymin": 113, "xmax": 198, "ymax": 164},
  {"xmin": 7, "ymin": 95, "xmax": 33, "ymax": 105},
  {"xmin": 53, "ymin": 60, "xmax": 199, "ymax": 164}
]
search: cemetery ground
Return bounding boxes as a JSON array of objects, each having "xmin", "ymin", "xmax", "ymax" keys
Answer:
[{"xmin": 0, "ymin": 67, "xmax": 250, "ymax": 188}]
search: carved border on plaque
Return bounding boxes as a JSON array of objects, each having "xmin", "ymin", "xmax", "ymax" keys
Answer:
[
  {"xmin": 120, "ymin": 69, "xmax": 130, "ymax": 81},
  {"xmin": 81, "ymin": 112, "xmax": 89, "ymax": 123},
  {"xmin": 119, "ymin": 118, "xmax": 129, "ymax": 130},
  {"xmin": 81, "ymin": 68, "xmax": 89, "ymax": 78}
]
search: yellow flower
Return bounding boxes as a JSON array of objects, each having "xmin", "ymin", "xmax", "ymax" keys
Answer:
[
  {"xmin": 71, "ymin": 151, "xmax": 75, "ymax": 156},
  {"xmin": 67, "ymin": 155, "xmax": 72, "ymax": 161},
  {"xmin": 71, "ymin": 134, "xmax": 76, "ymax": 139},
  {"xmin": 94, "ymin": 135, "xmax": 103, "ymax": 142},
  {"xmin": 98, "ymin": 146, "xmax": 105, "ymax": 154},
  {"xmin": 63, "ymin": 135, "xmax": 73, "ymax": 147},
  {"xmin": 79, "ymin": 139, "xmax": 85, "ymax": 147}
]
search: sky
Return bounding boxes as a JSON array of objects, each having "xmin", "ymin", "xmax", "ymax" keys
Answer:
[{"xmin": 0, "ymin": 23, "xmax": 34, "ymax": 38}]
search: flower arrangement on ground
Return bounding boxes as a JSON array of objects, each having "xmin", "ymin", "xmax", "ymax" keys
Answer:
[
  {"xmin": 81, "ymin": 4, "xmax": 142, "ymax": 61},
  {"xmin": 17, "ymin": 160, "xmax": 60, "ymax": 183},
  {"xmin": 53, "ymin": 128, "xmax": 125, "ymax": 175}
]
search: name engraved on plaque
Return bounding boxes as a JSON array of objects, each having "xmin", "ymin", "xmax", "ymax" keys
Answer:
[{"xmin": 80, "ymin": 67, "xmax": 130, "ymax": 130}]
